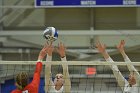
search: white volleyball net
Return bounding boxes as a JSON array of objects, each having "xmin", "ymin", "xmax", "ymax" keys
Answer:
[{"xmin": 0, "ymin": 61, "xmax": 140, "ymax": 93}]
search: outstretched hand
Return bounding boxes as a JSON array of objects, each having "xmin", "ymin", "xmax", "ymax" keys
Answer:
[
  {"xmin": 47, "ymin": 42, "xmax": 54, "ymax": 56},
  {"xmin": 116, "ymin": 40, "xmax": 125, "ymax": 52},
  {"xmin": 96, "ymin": 41, "xmax": 106, "ymax": 53},
  {"xmin": 56, "ymin": 42, "xmax": 66, "ymax": 58},
  {"xmin": 38, "ymin": 42, "xmax": 53, "ymax": 60}
]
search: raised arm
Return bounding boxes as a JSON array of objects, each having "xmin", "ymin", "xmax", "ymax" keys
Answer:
[
  {"xmin": 117, "ymin": 40, "xmax": 140, "ymax": 85},
  {"xmin": 45, "ymin": 42, "xmax": 54, "ymax": 92},
  {"xmin": 32, "ymin": 42, "xmax": 48, "ymax": 87},
  {"xmin": 57, "ymin": 42, "xmax": 71, "ymax": 93},
  {"xmin": 96, "ymin": 41, "xmax": 126, "ymax": 91}
]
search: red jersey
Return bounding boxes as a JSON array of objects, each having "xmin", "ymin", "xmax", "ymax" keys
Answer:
[{"xmin": 11, "ymin": 62, "xmax": 42, "ymax": 93}]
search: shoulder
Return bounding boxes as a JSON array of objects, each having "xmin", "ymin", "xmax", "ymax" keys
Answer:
[
  {"xmin": 25, "ymin": 83, "xmax": 37, "ymax": 89},
  {"xmin": 55, "ymin": 86, "xmax": 64, "ymax": 92},
  {"xmin": 49, "ymin": 86, "xmax": 64, "ymax": 92}
]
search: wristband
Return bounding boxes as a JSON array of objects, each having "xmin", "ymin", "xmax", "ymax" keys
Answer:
[
  {"xmin": 37, "ymin": 59, "xmax": 42, "ymax": 62},
  {"xmin": 61, "ymin": 56, "xmax": 65, "ymax": 58}
]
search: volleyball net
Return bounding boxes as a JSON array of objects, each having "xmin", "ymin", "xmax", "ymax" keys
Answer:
[{"xmin": 0, "ymin": 61, "xmax": 140, "ymax": 93}]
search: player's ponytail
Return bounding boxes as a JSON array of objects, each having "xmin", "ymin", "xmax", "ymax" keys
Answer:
[{"xmin": 15, "ymin": 72, "xmax": 29, "ymax": 90}]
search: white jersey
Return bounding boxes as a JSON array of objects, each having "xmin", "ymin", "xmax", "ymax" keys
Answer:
[
  {"xmin": 46, "ymin": 55, "xmax": 69, "ymax": 93},
  {"xmin": 49, "ymin": 81, "xmax": 64, "ymax": 93},
  {"xmin": 124, "ymin": 80, "xmax": 138, "ymax": 93},
  {"xmin": 106, "ymin": 57, "xmax": 140, "ymax": 93}
]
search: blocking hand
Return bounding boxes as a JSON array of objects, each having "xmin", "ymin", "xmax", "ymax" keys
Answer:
[
  {"xmin": 96, "ymin": 41, "xmax": 106, "ymax": 53},
  {"xmin": 116, "ymin": 40, "xmax": 125, "ymax": 52},
  {"xmin": 56, "ymin": 42, "xmax": 66, "ymax": 58}
]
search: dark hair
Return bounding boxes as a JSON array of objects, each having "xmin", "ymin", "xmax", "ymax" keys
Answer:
[
  {"xmin": 125, "ymin": 76, "xmax": 129, "ymax": 81},
  {"xmin": 15, "ymin": 72, "xmax": 29, "ymax": 90}
]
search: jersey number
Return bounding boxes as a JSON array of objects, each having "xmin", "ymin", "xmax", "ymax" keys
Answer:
[{"xmin": 22, "ymin": 90, "xmax": 29, "ymax": 93}]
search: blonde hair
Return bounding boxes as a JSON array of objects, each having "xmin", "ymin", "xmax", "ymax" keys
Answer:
[{"xmin": 15, "ymin": 72, "xmax": 29, "ymax": 90}]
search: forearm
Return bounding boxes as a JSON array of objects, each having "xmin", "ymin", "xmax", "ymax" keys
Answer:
[
  {"xmin": 46, "ymin": 54, "xmax": 52, "ymax": 61},
  {"xmin": 123, "ymin": 54, "xmax": 140, "ymax": 83},
  {"xmin": 119, "ymin": 50, "xmax": 127, "ymax": 60},
  {"xmin": 112, "ymin": 70, "xmax": 127, "ymax": 91},
  {"xmin": 124, "ymin": 55, "xmax": 136, "ymax": 72},
  {"xmin": 100, "ymin": 51, "xmax": 120, "ymax": 73},
  {"xmin": 61, "ymin": 56, "xmax": 71, "ymax": 92},
  {"xmin": 45, "ymin": 54, "xmax": 52, "ymax": 92},
  {"xmin": 35, "ymin": 62, "xmax": 43, "ymax": 74},
  {"xmin": 45, "ymin": 75, "xmax": 52, "ymax": 92},
  {"xmin": 106, "ymin": 57, "xmax": 126, "ymax": 91},
  {"xmin": 61, "ymin": 56, "xmax": 69, "ymax": 71},
  {"xmin": 120, "ymin": 51, "xmax": 140, "ymax": 86},
  {"xmin": 106, "ymin": 57, "xmax": 119, "ymax": 71},
  {"xmin": 45, "ymin": 54, "xmax": 52, "ymax": 76},
  {"xmin": 32, "ymin": 62, "xmax": 42, "ymax": 85},
  {"xmin": 101, "ymin": 52, "xmax": 120, "ymax": 72},
  {"xmin": 45, "ymin": 63, "xmax": 52, "ymax": 92},
  {"xmin": 63, "ymin": 67, "xmax": 71, "ymax": 93},
  {"xmin": 101, "ymin": 51, "xmax": 110, "ymax": 60}
]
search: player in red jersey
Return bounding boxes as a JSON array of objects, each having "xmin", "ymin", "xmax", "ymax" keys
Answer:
[{"xmin": 11, "ymin": 42, "xmax": 51, "ymax": 93}]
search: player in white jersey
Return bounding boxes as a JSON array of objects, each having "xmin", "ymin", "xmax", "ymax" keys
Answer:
[
  {"xmin": 96, "ymin": 40, "xmax": 140, "ymax": 93},
  {"xmin": 45, "ymin": 42, "xmax": 71, "ymax": 93},
  {"xmin": 116, "ymin": 40, "xmax": 140, "ymax": 93}
]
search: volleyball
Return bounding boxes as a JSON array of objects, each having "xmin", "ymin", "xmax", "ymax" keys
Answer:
[{"xmin": 43, "ymin": 27, "xmax": 58, "ymax": 41}]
